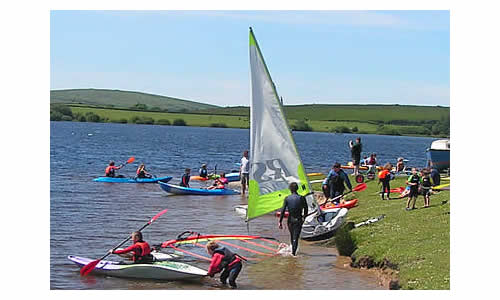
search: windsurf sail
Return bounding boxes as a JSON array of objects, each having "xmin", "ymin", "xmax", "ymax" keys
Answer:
[
  {"xmin": 159, "ymin": 231, "xmax": 284, "ymax": 262},
  {"xmin": 247, "ymin": 27, "xmax": 318, "ymax": 220}
]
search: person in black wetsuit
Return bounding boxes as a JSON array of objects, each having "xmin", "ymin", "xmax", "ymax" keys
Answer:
[
  {"xmin": 199, "ymin": 164, "xmax": 208, "ymax": 178},
  {"xmin": 421, "ymin": 168, "xmax": 432, "ymax": 208},
  {"xmin": 278, "ymin": 182, "xmax": 308, "ymax": 256}
]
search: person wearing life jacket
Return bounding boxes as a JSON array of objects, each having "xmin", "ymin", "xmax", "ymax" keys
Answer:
[
  {"xmin": 208, "ymin": 173, "xmax": 228, "ymax": 190},
  {"xmin": 105, "ymin": 161, "xmax": 123, "ymax": 177},
  {"xmin": 180, "ymin": 168, "xmax": 191, "ymax": 187},
  {"xmin": 136, "ymin": 163, "xmax": 152, "ymax": 179},
  {"xmin": 199, "ymin": 164, "xmax": 208, "ymax": 178},
  {"xmin": 206, "ymin": 241, "xmax": 243, "ymax": 289},
  {"xmin": 378, "ymin": 163, "xmax": 393, "ymax": 200},
  {"xmin": 326, "ymin": 163, "xmax": 352, "ymax": 204},
  {"xmin": 421, "ymin": 168, "xmax": 433, "ymax": 208},
  {"xmin": 405, "ymin": 167, "xmax": 421, "ymax": 211},
  {"xmin": 110, "ymin": 231, "xmax": 154, "ymax": 264},
  {"xmin": 396, "ymin": 157, "xmax": 405, "ymax": 173}
]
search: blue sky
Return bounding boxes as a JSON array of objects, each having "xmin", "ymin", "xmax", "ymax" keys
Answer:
[{"xmin": 50, "ymin": 10, "xmax": 449, "ymax": 107}]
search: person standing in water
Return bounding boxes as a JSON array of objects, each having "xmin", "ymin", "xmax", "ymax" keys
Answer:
[
  {"xmin": 349, "ymin": 137, "xmax": 362, "ymax": 176},
  {"xmin": 240, "ymin": 150, "xmax": 250, "ymax": 195},
  {"xmin": 278, "ymin": 182, "xmax": 308, "ymax": 256}
]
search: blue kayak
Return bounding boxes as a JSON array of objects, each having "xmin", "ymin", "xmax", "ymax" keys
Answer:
[
  {"xmin": 158, "ymin": 182, "xmax": 240, "ymax": 196},
  {"xmin": 93, "ymin": 176, "xmax": 172, "ymax": 183},
  {"xmin": 225, "ymin": 172, "xmax": 240, "ymax": 183}
]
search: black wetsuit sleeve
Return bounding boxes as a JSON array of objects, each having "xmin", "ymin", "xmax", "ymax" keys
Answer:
[
  {"xmin": 343, "ymin": 171, "xmax": 352, "ymax": 190},
  {"xmin": 279, "ymin": 198, "xmax": 288, "ymax": 224},
  {"xmin": 302, "ymin": 196, "xmax": 308, "ymax": 218}
]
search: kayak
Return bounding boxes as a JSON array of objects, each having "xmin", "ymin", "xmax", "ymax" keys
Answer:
[
  {"xmin": 275, "ymin": 199, "xmax": 358, "ymax": 218},
  {"xmin": 67, "ymin": 255, "xmax": 207, "ymax": 281},
  {"xmin": 320, "ymin": 199, "xmax": 358, "ymax": 210},
  {"xmin": 158, "ymin": 182, "xmax": 240, "ymax": 196},
  {"xmin": 190, "ymin": 172, "xmax": 240, "ymax": 183},
  {"xmin": 390, "ymin": 187, "xmax": 406, "ymax": 194},
  {"xmin": 93, "ymin": 176, "xmax": 172, "ymax": 183}
]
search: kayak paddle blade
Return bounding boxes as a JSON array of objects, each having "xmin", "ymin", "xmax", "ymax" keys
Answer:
[
  {"xmin": 80, "ymin": 259, "xmax": 101, "ymax": 276},
  {"xmin": 353, "ymin": 183, "xmax": 367, "ymax": 192},
  {"xmin": 126, "ymin": 157, "xmax": 135, "ymax": 164}
]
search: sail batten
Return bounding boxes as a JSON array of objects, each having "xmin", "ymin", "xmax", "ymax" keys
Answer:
[{"xmin": 247, "ymin": 28, "xmax": 316, "ymax": 221}]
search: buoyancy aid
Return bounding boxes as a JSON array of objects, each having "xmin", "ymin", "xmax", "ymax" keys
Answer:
[
  {"xmin": 132, "ymin": 241, "xmax": 152, "ymax": 262},
  {"xmin": 378, "ymin": 169, "xmax": 390, "ymax": 180},
  {"xmin": 199, "ymin": 168, "xmax": 208, "ymax": 178},
  {"xmin": 213, "ymin": 246, "xmax": 238, "ymax": 269},
  {"xmin": 422, "ymin": 176, "xmax": 432, "ymax": 189},
  {"xmin": 408, "ymin": 174, "xmax": 421, "ymax": 188},
  {"xmin": 105, "ymin": 166, "xmax": 116, "ymax": 177}
]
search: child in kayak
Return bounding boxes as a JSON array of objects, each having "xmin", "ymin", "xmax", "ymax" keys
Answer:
[
  {"xmin": 378, "ymin": 163, "xmax": 393, "ymax": 200},
  {"xmin": 199, "ymin": 164, "xmax": 208, "ymax": 178},
  {"xmin": 206, "ymin": 241, "xmax": 243, "ymax": 289},
  {"xmin": 421, "ymin": 168, "xmax": 432, "ymax": 208},
  {"xmin": 105, "ymin": 161, "xmax": 124, "ymax": 177},
  {"xmin": 405, "ymin": 168, "xmax": 421, "ymax": 211},
  {"xmin": 180, "ymin": 168, "xmax": 191, "ymax": 187},
  {"xmin": 109, "ymin": 231, "xmax": 154, "ymax": 264},
  {"xmin": 136, "ymin": 163, "xmax": 153, "ymax": 179},
  {"xmin": 208, "ymin": 173, "xmax": 228, "ymax": 190}
]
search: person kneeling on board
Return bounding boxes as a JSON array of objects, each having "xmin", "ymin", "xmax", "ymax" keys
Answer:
[
  {"xmin": 206, "ymin": 241, "xmax": 243, "ymax": 289},
  {"xmin": 109, "ymin": 231, "xmax": 154, "ymax": 264}
]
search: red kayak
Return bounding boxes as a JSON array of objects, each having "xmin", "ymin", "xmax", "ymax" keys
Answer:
[{"xmin": 275, "ymin": 199, "xmax": 358, "ymax": 218}]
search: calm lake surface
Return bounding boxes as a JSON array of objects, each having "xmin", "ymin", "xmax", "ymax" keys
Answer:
[{"xmin": 50, "ymin": 121, "xmax": 436, "ymax": 290}]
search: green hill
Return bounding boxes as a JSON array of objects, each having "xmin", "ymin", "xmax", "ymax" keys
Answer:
[
  {"xmin": 50, "ymin": 89, "xmax": 219, "ymax": 112},
  {"xmin": 196, "ymin": 104, "xmax": 450, "ymax": 123}
]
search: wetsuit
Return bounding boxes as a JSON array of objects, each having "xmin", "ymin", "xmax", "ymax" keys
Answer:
[
  {"xmin": 279, "ymin": 193, "xmax": 308, "ymax": 256},
  {"xmin": 378, "ymin": 169, "xmax": 391, "ymax": 199},
  {"xmin": 430, "ymin": 168, "xmax": 440, "ymax": 186},
  {"xmin": 407, "ymin": 174, "xmax": 421, "ymax": 197},
  {"xmin": 326, "ymin": 169, "xmax": 352, "ymax": 200},
  {"xmin": 113, "ymin": 241, "xmax": 154, "ymax": 264},
  {"xmin": 180, "ymin": 173, "xmax": 190, "ymax": 187},
  {"xmin": 322, "ymin": 177, "xmax": 330, "ymax": 199},
  {"xmin": 421, "ymin": 175, "xmax": 432, "ymax": 197},
  {"xmin": 351, "ymin": 142, "xmax": 362, "ymax": 166},
  {"xmin": 207, "ymin": 246, "xmax": 242, "ymax": 288}
]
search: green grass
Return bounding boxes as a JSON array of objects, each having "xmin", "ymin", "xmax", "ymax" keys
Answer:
[{"xmin": 309, "ymin": 175, "xmax": 450, "ymax": 290}]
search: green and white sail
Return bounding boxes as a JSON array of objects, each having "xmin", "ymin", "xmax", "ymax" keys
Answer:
[{"xmin": 247, "ymin": 28, "xmax": 317, "ymax": 221}]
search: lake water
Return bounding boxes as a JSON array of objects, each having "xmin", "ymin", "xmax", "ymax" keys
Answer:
[{"xmin": 50, "ymin": 121, "xmax": 436, "ymax": 290}]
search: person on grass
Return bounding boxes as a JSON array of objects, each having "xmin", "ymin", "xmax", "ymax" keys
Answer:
[
  {"xmin": 421, "ymin": 168, "xmax": 433, "ymax": 208},
  {"xmin": 278, "ymin": 182, "xmax": 308, "ymax": 257},
  {"xmin": 206, "ymin": 241, "xmax": 243, "ymax": 289},
  {"xmin": 109, "ymin": 231, "xmax": 154, "ymax": 264},
  {"xmin": 405, "ymin": 168, "xmax": 421, "ymax": 211},
  {"xmin": 378, "ymin": 163, "xmax": 393, "ymax": 200},
  {"xmin": 326, "ymin": 163, "xmax": 352, "ymax": 204}
]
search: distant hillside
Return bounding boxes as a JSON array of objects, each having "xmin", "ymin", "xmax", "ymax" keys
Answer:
[
  {"xmin": 196, "ymin": 104, "xmax": 450, "ymax": 123},
  {"xmin": 50, "ymin": 89, "xmax": 219, "ymax": 112}
]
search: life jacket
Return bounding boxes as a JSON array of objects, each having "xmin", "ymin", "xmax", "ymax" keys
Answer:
[
  {"xmin": 330, "ymin": 172, "xmax": 345, "ymax": 192},
  {"xmin": 408, "ymin": 174, "xmax": 420, "ymax": 188},
  {"xmin": 132, "ymin": 241, "xmax": 152, "ymax": 262},
  {"xmin": 367, "ymin": 157, "xmax": 376, "ymax": 165},
  {"xmin": 105, "ymin": 166, "xmax": 115, "ymax": 177},
  {"xmin": 199, "ymin": 168, "xmax": 208, "ymax": 178},
  {"xmin": 180, "ymin": 174, "xmax": 190, "ymax": 187},
  {"xmin": 422, "ymin": 176, "xmax": 432, "ymax": 188},
  {"xmin": 213, "ymin": 246, "xmax": 238, "ymax": 269},
  {"xmin": 378, "ymin": 170, "xmax": 390, "ymax": 180}
]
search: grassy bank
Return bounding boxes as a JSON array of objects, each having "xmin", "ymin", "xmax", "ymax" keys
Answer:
[
  {"xmin": 309, "ymin": 175, "xmax": 450, "ymax": 290},
  {"xmin": 53, "ymin": 105, "xmax": 447, "ymax": 137}
]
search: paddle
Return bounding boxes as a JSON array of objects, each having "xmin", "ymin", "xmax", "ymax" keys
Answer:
[
  {"xmin": 324, "ymin": 183, "xmax": 367, "ymax": 204},
  {"xmin": 124, "ymin": 156, "xmax": 135, "ymax": 166},
  {"xmin": 80, "ymin": 208, "xmax": 168, "ymax": 276}
]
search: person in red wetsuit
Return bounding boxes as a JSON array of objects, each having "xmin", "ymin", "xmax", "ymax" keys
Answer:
[
  {"xmin": 109, "ymin": 231, "xmax": 154, "ymax": 264},
  {"xmin": 105, "ymin": 161, "xmax": 124, "ymax": 177},
  {"xmin": 206, "ymin": 241, "xmax": 242, "ymax": 289}
]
